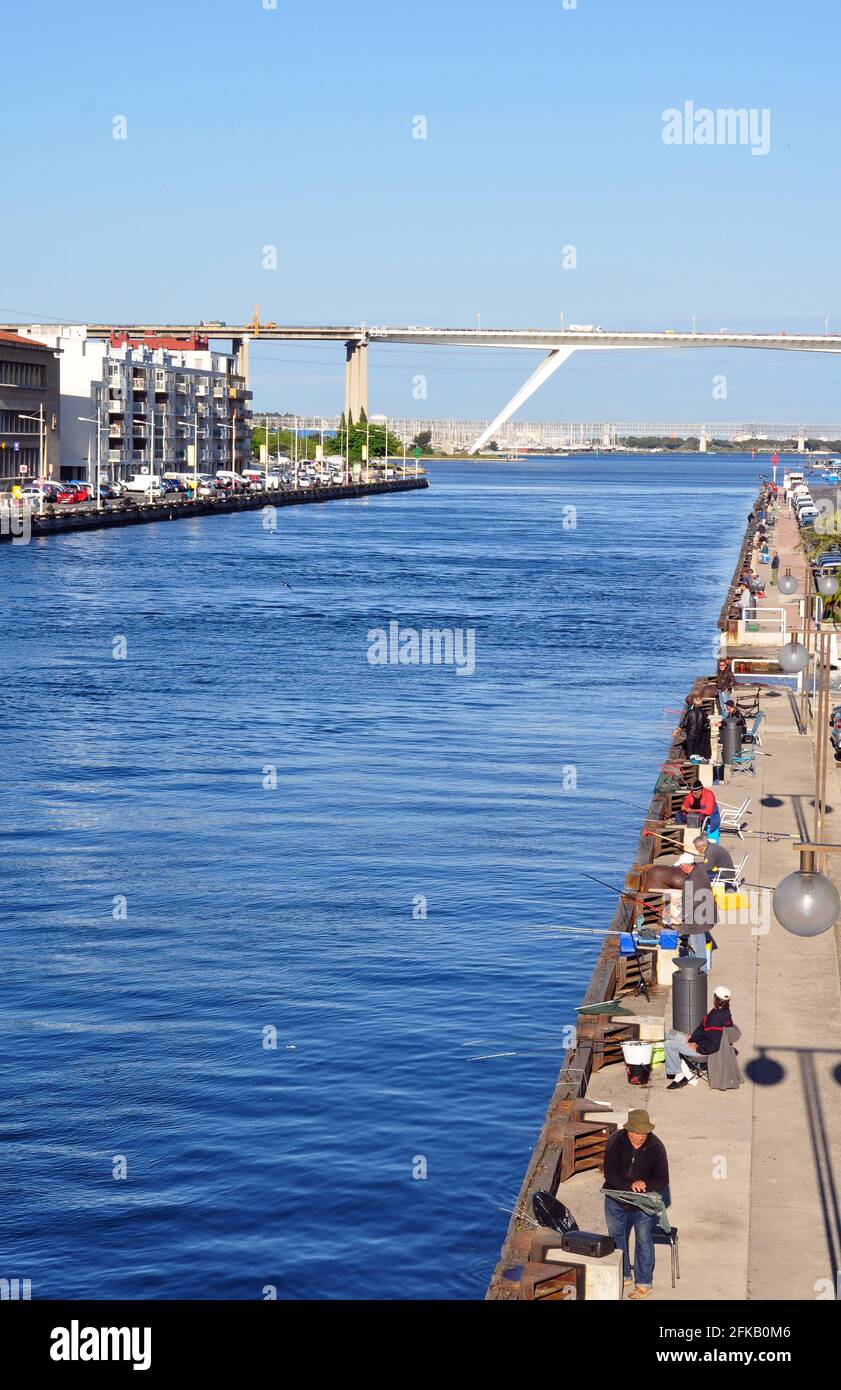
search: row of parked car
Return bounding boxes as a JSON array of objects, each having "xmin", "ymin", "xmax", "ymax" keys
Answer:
[
  {"xmin": 790, "ymin": 479, "xmax": 819, "ymax": 528},
  {"xmin": 16, "ymin": 467, "xmax": 298, "ymax": 509}
]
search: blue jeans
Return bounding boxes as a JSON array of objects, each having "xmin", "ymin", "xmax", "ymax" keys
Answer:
[
  {"xmin": 665, "ymin": 1029, "xmax": 704, "ymax": 1075},
  {"xmin": 686, "ymin": 932, "xmax": 710, "ymax": 972},
  {"xmin": 604, "ymin": 1194, "xmax": 656, "ymax": 1286}
]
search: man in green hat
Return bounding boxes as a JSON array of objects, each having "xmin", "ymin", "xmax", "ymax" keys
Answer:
[{"xmin": 602, "ymin": 1109, "xmax": 670, "ymax": 1300}]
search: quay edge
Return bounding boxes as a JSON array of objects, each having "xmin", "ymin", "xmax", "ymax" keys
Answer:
[
  {"xmin": 0, "ymin": 477, "xmax": 428, "ymax": 545},
  {"xmin": 485, "ymin": 486, "xmax": 769, "ymax": 1301}
]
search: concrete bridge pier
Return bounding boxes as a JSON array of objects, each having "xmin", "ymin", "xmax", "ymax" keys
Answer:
[
  {"xmin": 345, "ymin": 340, "xmax": 368, "ymax": 422},
  {"xmin": 231, "ymin": 336, "xmax": 250, "ymax": 383}
]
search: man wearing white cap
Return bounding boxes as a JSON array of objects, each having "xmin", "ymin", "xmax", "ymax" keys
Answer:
[{"xmin": 665, "ymin": 987, "xmax": 735, "ymax": 1090}]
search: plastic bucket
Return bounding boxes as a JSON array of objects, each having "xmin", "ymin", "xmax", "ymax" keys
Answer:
[{"xmin": 621, "ymin": 1041, "xmax": 653, "ymax": 1066}]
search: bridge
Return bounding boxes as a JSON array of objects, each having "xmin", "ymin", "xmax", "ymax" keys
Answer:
[
  {"xmin": 253, "ymin": 415, "xmax": 841, "ymax": 454},
  {"xmin": 8, "ymin": 320, "xmax": 841, "ymax": 453}
]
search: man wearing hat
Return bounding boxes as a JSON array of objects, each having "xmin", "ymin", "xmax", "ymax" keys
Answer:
[
  {"xmin": 665, "ymin": 986, "xmax": 735, "ymax": 1089},
  {"xmin": 675, "ymin": 781, "xmax": 720, "ymax": 837},
  {"xmin": 602, "ymin": 1109, "xmax": 670, "ymax": 1299}
]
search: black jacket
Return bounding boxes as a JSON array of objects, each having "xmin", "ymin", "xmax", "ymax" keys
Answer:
[
  {"xmin": 690, "ymin": 1006, "xmax": 734, "ymax": 1056},
  {"xmin": 680, "ymin": 705, "xmax": 712, "ymax": 758},
  {"xmin": 602, "ymin": 1129, "xmax": 669, "ymax": 1194}
]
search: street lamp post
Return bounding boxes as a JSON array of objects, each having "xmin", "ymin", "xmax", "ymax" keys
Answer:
[
  {"xmin": 19, "ymin": 404, "xmax": 46, "ymax": 516},
  {"xmin": 77, "ymin": 407, "xmax": 106, "ymax": 513}
]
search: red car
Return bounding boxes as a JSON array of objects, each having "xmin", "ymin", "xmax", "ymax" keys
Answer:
[{"xmin": 56, "ymin": 484, "xmax": 92, "ymax": 504}]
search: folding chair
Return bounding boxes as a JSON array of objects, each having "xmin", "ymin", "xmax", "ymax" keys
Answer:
[
  {"xmin": 651, "ymin": 1227, "xmax": 681, "ymax": 1288},
  {"xmin": 718, "ymin": 797, "xmax": 751, "ymax": 840},
  {"xmin": 729, "ymin": 747, "xmax": 758, "ymax": 776},
  {"xmin": 742, "ymin": 709, "xmax": 765, "ymax": 749}
]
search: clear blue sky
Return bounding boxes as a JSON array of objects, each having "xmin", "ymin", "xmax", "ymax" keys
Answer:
[{"xmin": 3, "ymin": 0, "xmax": 840, "ymax": 421}]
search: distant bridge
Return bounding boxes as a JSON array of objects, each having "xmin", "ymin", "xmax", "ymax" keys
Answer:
[
  {"xmin": 8, "ymin": 319, "xmax": 841, "ymax": 452},
  {"xmin": 253, "ymin": 415, "xmax": 841, "ymax": 453}
]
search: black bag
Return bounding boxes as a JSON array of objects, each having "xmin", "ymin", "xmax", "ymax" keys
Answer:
[
  {"xmin": 532, "ymin": 1191, "xmax": 578, "ymax": 1234},
  {"xmin": 560, "ymin": 1230, "xmax": 616, "ymax": 1258}
]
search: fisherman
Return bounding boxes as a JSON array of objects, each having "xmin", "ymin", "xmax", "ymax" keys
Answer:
[
  {"xmin": 693, "ymin": 833, "xmax": 734, "ymax": 877},
  {"xmin": 676, "ymin": 857, "xmax": 717, "ymax": 971},
  {"xmin": 723, "ymin": 699, "xmax": 748, "ymax": 741},
  {"xmin": 675, "ymin": 780, "xmax": 719, "ymax": 839},
  {"xmin": 674, "ymin": 695, "xmax": 711, "ymax": 760},
  {"xmin": 714, "ymin": 657, "xmax": 737, "ymax": 716},
  {"xmin": 770, "ymin": 551, "xmax": 781, "ymax": 586},
  {"xmin": 602, "ymin": 1109, "xmax": 670, "ymax": 1300},
  {"xmin": 665, "ymin": 987, "xmax": 736, "ymax": 1090},
  {"xmin": 737, "ymin": 583, "xmax": 753, "ymax": 622}
]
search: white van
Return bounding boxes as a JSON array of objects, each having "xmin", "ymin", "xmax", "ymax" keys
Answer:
[{"xmin": 125, "ymin": 474, "xmax": 163, "ymax": 498}]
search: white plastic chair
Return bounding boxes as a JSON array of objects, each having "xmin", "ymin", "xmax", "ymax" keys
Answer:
[{"xmin": 718, "ymin": 798, "xmax": 751, "ymax": 841}]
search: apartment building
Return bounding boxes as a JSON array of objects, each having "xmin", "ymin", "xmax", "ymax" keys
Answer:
[
  {"xmin": 0, "ymin": 331, "xmax": 60, "ymax": 486},
  {"xmin": 25, "ymin": 326, "xmax": 252, "ymax": 482}
]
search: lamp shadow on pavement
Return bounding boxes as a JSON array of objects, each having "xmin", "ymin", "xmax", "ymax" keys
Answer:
[{"xmin": 747, "ymin": 1045, "xmax": 841, "ymax": 1282}]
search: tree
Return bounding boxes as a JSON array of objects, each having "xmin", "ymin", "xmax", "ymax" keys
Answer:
[{"xmin": 412, "ymin": 430, "xmax": 433, "ymax": 453}]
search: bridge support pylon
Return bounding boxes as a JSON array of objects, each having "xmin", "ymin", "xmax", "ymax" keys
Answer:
[
  {"xmin": 231, "ymin": 336, "xmax": 250, "ymax": 383},
  {"xmin": 344, "ymin": 341, "xmax": 368, "ymax": 422}
]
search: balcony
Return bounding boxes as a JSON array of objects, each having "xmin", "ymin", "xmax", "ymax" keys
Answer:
[{"xmin": 109, "ymin": 425, "xmax": 124, "ymax": 439}]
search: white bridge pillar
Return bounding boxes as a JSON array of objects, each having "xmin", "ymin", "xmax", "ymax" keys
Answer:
[{"xmin": 344, "ymin": 341, "xmax": 368, "ymax": 422}]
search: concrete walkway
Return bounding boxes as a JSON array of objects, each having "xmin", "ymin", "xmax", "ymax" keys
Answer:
[{"xmin": 559, "ymin": 489, "xmax": 841, "ymax": 1301}]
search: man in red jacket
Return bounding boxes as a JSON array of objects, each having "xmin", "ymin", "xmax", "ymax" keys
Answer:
[{"xmin": 676, "ymin": 783, "xmax": 716, "ymax": 822}]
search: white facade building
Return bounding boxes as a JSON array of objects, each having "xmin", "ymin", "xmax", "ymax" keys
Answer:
[{"xmin": 24, "ymin": 326, "xmax": 251, "ymax": 482}]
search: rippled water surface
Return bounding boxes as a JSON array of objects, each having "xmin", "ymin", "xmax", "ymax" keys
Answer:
[{"xmin": 0, "ymin": 455, "xmax": 757, "ymax": 1298}]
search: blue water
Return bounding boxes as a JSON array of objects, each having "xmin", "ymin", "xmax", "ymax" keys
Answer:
[{"xmin": 0, "ymin": 455, "xmax": 757, "ymax": 1299}]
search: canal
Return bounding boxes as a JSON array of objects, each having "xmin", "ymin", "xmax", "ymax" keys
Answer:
[{"xmin": 0, "ymin": 455, "xmax": 757, "ymax": 1298}]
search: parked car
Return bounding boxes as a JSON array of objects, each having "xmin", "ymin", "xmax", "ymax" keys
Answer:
[
  {"xmin": 160, "ymin": 478, "xmax": 185, "ymax": 495},
  {"xmin": 815, "ymin": 550, "xmax": 841, "ymax": 568},
  {"xmin": 20, "ymin": 480, "xmax": 62, "ymax": 506},
  {"xmin": 56, "ymin": 484, "xmax": 92, "ymax": 504},
  {"xmin": 215, "ymin": 470, "xmax": 246, "ymax": 493},
  {"xmin": 124, "ymin": 474, "xmax": 164, "ymax": 499}
]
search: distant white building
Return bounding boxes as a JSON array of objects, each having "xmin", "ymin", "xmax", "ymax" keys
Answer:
[{"xmin": 24, "ymin": 326, "xmax": 252, "ymax": 482}]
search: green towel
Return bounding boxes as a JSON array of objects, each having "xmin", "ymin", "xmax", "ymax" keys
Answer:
[{"xmin": 602, "ymin": 1188, "xmax": 671, "ymax": 1233}]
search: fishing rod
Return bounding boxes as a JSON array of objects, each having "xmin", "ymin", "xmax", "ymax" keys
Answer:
[{"xmin": 580, "ymin": 871, "xmax": 650, "ymax": 930}]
